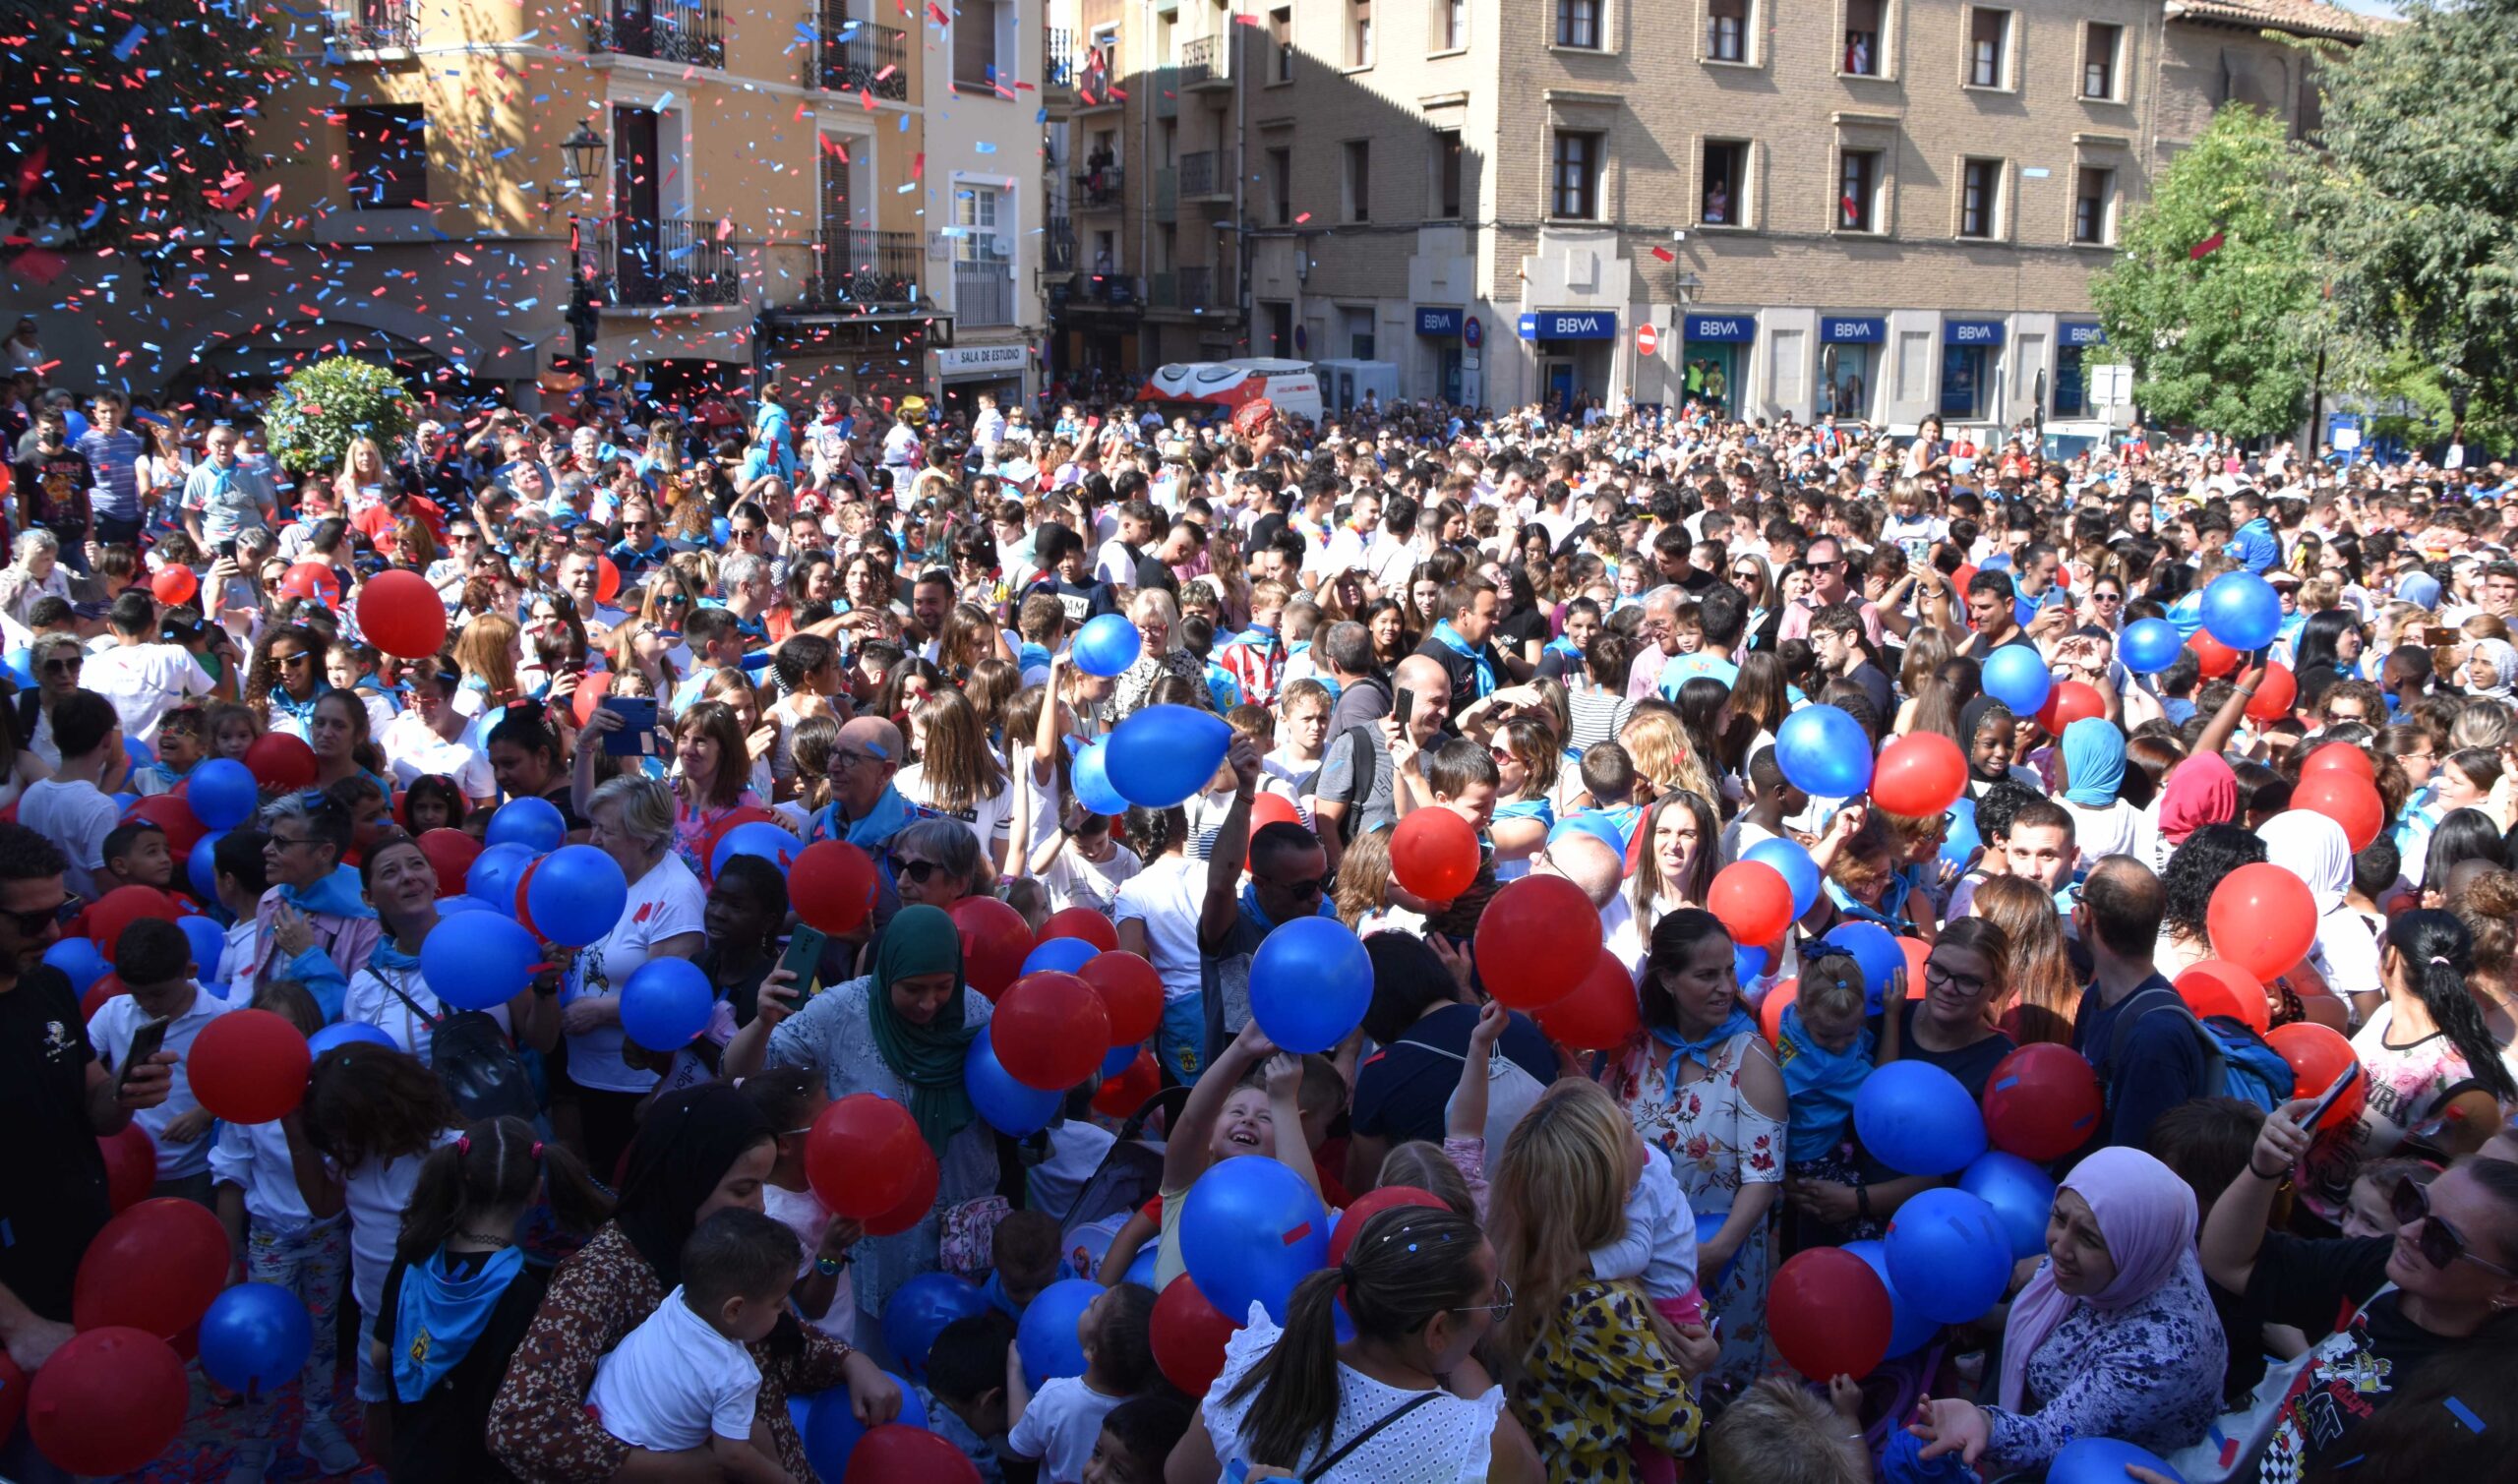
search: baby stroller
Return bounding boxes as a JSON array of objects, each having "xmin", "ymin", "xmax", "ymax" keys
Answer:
[{"xmin": 1058, "ymin": 1084, "xmax": 1189, "ymax": 1233}]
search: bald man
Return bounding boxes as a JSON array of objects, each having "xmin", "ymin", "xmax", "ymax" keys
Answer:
[
  {"xmin": 809, "ymin": 714, "xmax": 914, "ymax": 928},
  {"xmin": 2070, "ymin": 854, "xmax": 2207, "ymax": 1151},
  {"xmin": 1314, "ymin": 655, "xmax": 1451, "ymax": 865}
]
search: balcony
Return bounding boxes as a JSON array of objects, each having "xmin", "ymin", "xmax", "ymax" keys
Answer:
[
  {"xmin": 575, "ymin": 218, "xmax": 742, "ymax": 309},
  {"xmin": 800, "ymin": 229, "xmax": 922, "ymax": 312},
  {"xmin": 955, "ymin": 266, "xmax": 1015, "ymax": 327},
  {"xmin": 1075, "ymin": 163, "xmax": 1123, "ymax": 210},
  {"xmin": 330, "ymin": 0, "xmax": 416, "ymax": 49},
  {"xmin": 1181, "ymin": 33, "xmax": 1231, "ymax": 90},
  {"xmin": 1179, "ymin": 149, "xmax": 1234, "ymax": 204},
  {"xmin": 1047, "ymin": 28, "xmax": 1077, "ymax": 89},
  {"xmin": 587, "ymin": 0, "xmax": 724, "ymax": 68},
  {"xmin": 1072, "ymin": 272, "xmax": 1136, "ymax": 308},
  {"xmin": 809, "ymin": 12, "xmax": 910, "ymax": 101},
  {"xmin": 1045, "ymin": 216, "xmax": 1076, "ymax": 273},
  {"xmin": 1075, "ymin": 47, "xmax": 1120, "ymax": 110}
]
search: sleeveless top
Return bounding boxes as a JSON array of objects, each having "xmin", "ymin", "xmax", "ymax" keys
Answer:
[{"xmin": 1201, "ymin": 1303, "xmax": 1501, "ymax": 1483}]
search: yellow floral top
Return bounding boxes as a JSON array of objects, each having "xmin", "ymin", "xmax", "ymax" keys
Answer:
[{"xmin": 1509, "ymin": 1279, "xmax": 1703, "ymax": 1484}]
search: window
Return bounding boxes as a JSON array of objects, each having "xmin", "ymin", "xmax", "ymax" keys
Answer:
[
  {"xmin": 1344, "ymin": 140, "xmax": 1371, "ymax": 222},
  {"xmin": 1842, "ymin": 0, "xmax": 1880, "ymax": 74},
  {"xmin": 1555, "ymin": 0, "xmax": 1599, "ymax": 48},
  {"xmin": 954, "ymin": 0, "xmax": 1004, "ymax": 89},
  {"xmin": 1708, "ymin": 0, "xmax": 1748, "ymax": 62},
  {"xmin": 1701, "ymin": 141, "xmax": 1744, "ymax": 226},
  {"xmin": 1838, "ymin": 148, "xmax": 1880, "ymax": 232},
  {"xmin": 1265, "ymin": 301, "xmax": 1295, "ymax": 358},
  {"xmin": 1435, "ymin": 0, "xmax": 1465, "ymax": 48},
  {"xmin": 2082, "ymin": 22, "xmax": 2120, "ymax": 98},
  {"xmin": 1968, "ymin": 8, "xmax": 2008, "ymax": 88},
  {"xmin": 1268, "ymin": 146, "xmax": 1292, "ymax": 224},
  {"xmin": 1349, "ymin": 0, "xmax": 1372, "ymax": 65},
  {"xmin": 345, "ymin": 104, "xmax": 428, "ymax": 208},
  {"xmin": 1959, "ymin": 158, "xmax": 2000, "ymax": 238},
  {"xmin": 1552, "ymin": 131, "xmax": 1600, "ymax": 219},
  {"xmin": 954, "ymin": 183, "xmax": 1004, "ymax": 264},
  {"xmin": 2074, "ymin": 166, "xmax": 2114, "ymax": 244},
  {"xmin": 1270, "ymin": 7, "xmax": 1292, "ymax": 79},
  {"xmin": 1434, "ymin": 130, "xmax": 1464, "ymax": 218},
  {"xmin": 2056, "ymin": 339, "xmax": 2092, "ymax": 417},
  {"xmin": 1345, "ymin": 306, "xmax": 1376, "ymax": 361}
]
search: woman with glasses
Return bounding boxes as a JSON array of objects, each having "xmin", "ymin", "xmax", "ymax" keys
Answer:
[
  {"xmin": 1110, "ymin": 588, "xmax": 1205, "ymax": 724},
  {"xmin": 247, "ymin": 623, "xmax": 330, "ymax": 742}
]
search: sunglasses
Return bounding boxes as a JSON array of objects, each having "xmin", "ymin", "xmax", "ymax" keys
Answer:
[
  {"xmin": 40, "ymin": 657, "xmax": 81, "ymax": 676},
  {"xmin": 1268, "ymin": 874, "xmax": 1328, "ymax": 898},
  {"xmin": 897, "ymin": 859, "xmax": 953, "ymax": 884},
  {"xmin": 2392, "ymin": 1176, "xmax": 2516, "ymax": 1276},
  {"xmin": 1451, "ymin": 1278, "xmax": 1515, "ymax": 1321},
  {"xmin": 657, "ymin": 594, "xmax": 691, "ymax": 608},
  {"xmin": 0, "ymin": 902, "xmax": 62, "ymax": 934}
]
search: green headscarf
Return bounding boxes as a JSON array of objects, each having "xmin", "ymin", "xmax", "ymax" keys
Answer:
[{"xmin": 867, "ymin": 904, "xmax": 983, "ymax": 1156}]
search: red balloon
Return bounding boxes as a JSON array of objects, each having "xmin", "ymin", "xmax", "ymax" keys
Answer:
[
  {"xmin": 1327, "ymin": 1186, "xmax": 1448, "ymax": 1269},
  {"xmin": 1769, "ymin": 1246, "xmax": 1894, "ymax": 1383},
  {"xmin": 26, "ymin": 1327, "xmax": 188, "ymax": 1476},
  {"xmin": 125, "ymin": 793, "xmax": 207, "ymax": 858},
  {"xmin": 571, "ymin": 668, "xmax": 615, "ymax": 730},
  {"xmin": 87, "ymin": 884, "xmax": 181, "ymax": 959},
  {"xmin": 949, "ymin": 895, "xmax": 1035, "ymax": 1001},
  {"xmin": 692, "ymin": 805, "xmax": 779, "ymax": 884},
  {"xmin": 1871, "ymin": 732, "xmax": 1969, "ymax": 817},
  {"xmin": 992, "ymin": 972, "xmax": 1110, "ymax": 1091},
  {"xmin": 806, "ymin": 1095, "xmax": 929, "ymax": 1218},
  {"xmin": 188, "ymin": 1008, "xmax": 313, "ymax": 1124},
  {"xmin": 2207, "ymin": 863, "xmax": 2319, "ymax": 982},
  {"xmin": 1150, "ymin": 1274, "xmax": 1243, "ymax": 1395},
  {"xmin": 2266, "ymin": 1023, "xmax": 2366, "ymax": 1130},
  {"xmin": 1533, "ymin": 948, "xmax": 1644, "ymax": 1050},
  {"xmin": 417, "ymin": 827, "xmax": 483, "ymax": 897},
  {"xmin": 1898, "ymin": 936, "xmax": 1931, "ymax": 998},
  {"xmin": 2293, "ymin": 770, "xmax": 2384, "ymax": 852},
  {"xmin": 150, "ymin": 564, "xmax": 199, "ymax": 607},
  {"xmin": 1758, "ymin": 979, "xmax": 1800, "ymax": 1046},
  {"xmin": 791, "ymin": 840, "xmax": 879, "ymax": 935},
  {"xmin": 1245, "ymin": 793, "xmax": 1302, "ymax": 867},
  {"xmin": 357, "ymin": 568, "xmax": 450, "ymax": 659},
  {"xmin": 2299, "ymin": 742, "xmax": 2376, "ymax": 782},
  {"xmin": 1707, "ymin": 861, "xmax": 1795, "ymax": 946},
  {"xmin": 2191, "ymin": 631, "xmax": 2240, "ymax": 679},
  {"xmin": 244, "ymin": 732, "xmax": 319, "ymax": 791},
  {"xmin": 1474, "ymin": 874, "xmax": 1600, "ymax": 1010},
  {"xmin": 73, "ymin": 1198, "xmax": 230, "ymax": 1340},
  {"xmin": 1039, "ymin": 906, "xmax": 1120, "ymax": 953},
  {"xmin": 512, "ymin": 855, "xmax": 546, "ymax": 938},
  {"xmin": 278, "ymin": 563, "xmax": 341, "ymax": 608},
  {"xmin": 80, "ymin": 972, "xmax": 126, "ymax": 1022},
  {"xmin": 1391, "ymin": 808, "xmax": 1480, "ymax": 902},
  {"xmin": 1080, "ymin": 950, "xmax": 1165, "ymax": 1044},
  {"xmin": 2176, "ymin": 960, "xmax": 2271, "ymax": 1034},
  {"xmin": 859, "ymin": 1141, "xmax": 942, "ymax": 1238},
  {"xmin": 1981, "ymin": 1042, "xmax": 2105, "ymax": 1161},
  {"xmin": 0, "ymin": 1350, "xmax": 20, "ymax": 1444},
  {"xmin": 97, "ymin": 1123, "xmax": 156, "ymax": 1213},
  {"xmin": 596, "ymin": 555, "xmax": 624, "ymax": 605},
  {"xmin": 849, "ymin": 1422, "xmax": 983, "ymax": 1483},
  {"xmin": 1092, "ymin": 1048, "xmax": 1161, "ymax": 1117},
  {"xmin": 2036, "ymin": 680, "xmax": 2107, "ymax": 736},
  {"xmin": 2245, "ymin": 661, "xmax": 2298, "ymax": 722}
]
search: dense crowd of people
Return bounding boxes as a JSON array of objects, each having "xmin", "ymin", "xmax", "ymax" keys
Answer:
[{"xmin": 1, "ymin": 357, "xmax": 2513, "ymax": 1484}]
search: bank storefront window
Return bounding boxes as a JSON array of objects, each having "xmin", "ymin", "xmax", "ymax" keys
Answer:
[
  {"xmin": 1818, "ymin": 316, "xmax": 1883, "ymax": 420},
  {"xmin": 1942, "ymin": 319, "xmax": 2003, "ymax": 421},
  {"xmin": 2056, "ymin": 322, "xmax": 2103, "ymax": 417}
]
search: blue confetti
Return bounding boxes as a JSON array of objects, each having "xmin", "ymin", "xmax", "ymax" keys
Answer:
[
  {"xmin": 112, "ymin": 23, "xmax": 149, "ymax": 59},
  {"xmin": 976, "ymin": 142, "xmax": 995, "ymax": 153},
  {"xmin": 2445, "ymin": 1397, "xmax": 2485, "ymax": 1434}
]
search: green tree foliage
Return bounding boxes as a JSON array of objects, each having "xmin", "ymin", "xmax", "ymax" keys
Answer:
[
  {"xmin": 265, "ymin": 358, "xmax": 417, "ymax": 476},
  {"xmin": 2308, "ymin": 0, "xmax": 2518, "ymax": 439},
  {"xmin": 2088, "ymin": 105, "xmax": 2320, "ymax": 440}
]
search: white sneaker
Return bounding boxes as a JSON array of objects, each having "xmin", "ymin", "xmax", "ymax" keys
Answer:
[
  {"xmin": 223, "ymin": 1437, "xmax": 274, "ymax": 1484},
  {"xmin": 300, "ymin": 1413, "xmax": 365, "ymax": 1476}
]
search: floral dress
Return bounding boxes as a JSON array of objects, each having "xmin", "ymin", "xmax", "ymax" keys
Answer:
[
  {"xmin": 1510, "ymin": 1281, "xmax": 1704, "ymax": 1484},
  {"xmin": 1599, "ymin": 1029, "xmax": 1783, "ymax": 1396}
]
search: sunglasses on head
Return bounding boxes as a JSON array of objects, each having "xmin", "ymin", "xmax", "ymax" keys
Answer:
[{"xmin": 2393, "ymin": 1176, "xmax": 2517, "ymax": 1276}]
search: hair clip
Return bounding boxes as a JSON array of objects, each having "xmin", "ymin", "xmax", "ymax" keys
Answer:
[
  {"xmin": 2430, "ymin": 954, "xmax": 2452, "ymax": 966},
  {"xmin": 530, "ymin": 1141, "xmax": 545, "ymax": 1158},
  {"xmin": 454, "ymin": 1135, "xmax": 471, "ymax": 1154}
]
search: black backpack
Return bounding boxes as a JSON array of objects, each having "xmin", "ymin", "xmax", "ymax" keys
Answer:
[{"xmin": 380, "ymin": 972, "xmax": 541, "ymax": 1124}]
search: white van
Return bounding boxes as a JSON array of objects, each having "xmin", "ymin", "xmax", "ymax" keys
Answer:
[{"xmin": 1139, "ymin": 359, "xmax": 1325, "ymax": 425}]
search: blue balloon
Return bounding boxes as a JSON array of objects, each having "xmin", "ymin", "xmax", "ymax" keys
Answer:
[
  {"xmin": 436, "ymin": 894, "xmax": 495, "ymax": 916},
  {"xmin": 1100, "ymin": 1040, "xmax": 1141, "ymax": 1079},
  {"xmin": 418, "ymin": 911, "xmax": 542, "ymax": 1011},
  {"xmin": 1734, "ymin": 942, "xmax": 1769, "ymax": 982},
  {"xmin": 1960, "ymin": 1150, "xmax": 2059, "ymax": 1260},
  {"xmin": 203, "ymin": 979, "xmax": 228, "ymax": 1000},
  {"xmin": 110, "ymin": 792, "xmax": 138, "ymax": 810},
  {"xmin": 2119, "ymin": 617, "xmax": 2185, "ymax": 676},
  {"xmin": 1855, "ymin": 1059, "xmax": 1988, "ymax": 1176},
  {"xmin": 1843, "ymin": 1238, "xmax": 1941, "ymax": 1358},
  {"xmin": 1105, "ymin": 704, "xmax": 1232, "ymax": 809},
  {"xmin": 1773, "ymin": 705, "xmax": 1874, "ymax": 799},
  {"xmin": 1022, "ymin": 936, "xmax": 1101, "ymax": 978},
  {"xmin": 881, "ymin": 1272, "xmax": 991, "ymax": 1378},
  {"xmin": 197, "ymin": 1281, "xmax": 314, "ymax": 1395},
  {"xmin": 0, "ymin": 647, "xmax": 32, "ymax": 688},
  {"xmin": 2051, "ymin": 1437, "xmax": 2184, "ymax": 1484},
  {"xmin": 1820, "ymin": 921, "xmax": 1905, "ymax": 1012},
  {"xmin": 1247, "ymin": 915, "xmax": 1370, "ymax": 1053},
  {"xmin": 1069, "ymin": 739, "xmax": 1131, "ymax": 816},
  {"xmin": 802, "ymin": 1373, "xmax": 928, "ymax": 1483},
  {"xmin": 1549, "ymin": 810, "xmax": 1631, "ymax": 858},
  {"xmin": 187, "ymin": 829, "xmax": 227, "ymax": 903},
  {"xmin": 1939, "ymin": 797, "xmax": 1982, "ymax": 873},
  {"xmin": 124, "ymin": 735, "xmax": 155, "ymax": 768},
  {"xmin": 187, "ymin": 758, "xmax": 260, "ymax": 831},
  {"xmin": 712, "ymin": 820, "xmax": 804, "ymax": 879},
  {"xmin": 1743, "ymin": 837, "xmax": 1822, "ymax": 920},
  {"xmin": 487, "ymin": 796, "xmax": 569, "ymax": 854},
  {"xmin": 526, "ymin": 844, "xmax": 630, "ymax": 947},
  {"xmin": 466, "ymin": 842, "xmax": 535, "ymax": 917},
  {"xmin": 42, "ymin": 937, "xmax": 109, "ymax": 994},
  {"xmin": 1885, "ymin": 1188, "xmax": 2015, "ymax": 1324},
  {"xmin": 1981, "ymin": 643, "xmax": 2055, "ymax": 716},
  {"xmin": 178, "ymin": 913, "xmax": 226, "ymax": 979},
  {"xmin": 1072, "ymin": 614, "xmax": 1144, "ymax": 678},
  {"xmin": 620, "ymin": 957, "xmax": 716, "ymax": 1049},
  {"xmin": 2200, "ymin": 570, "xmax": 2283, "ymax": 651},
  {"xmin": 968, "ymin": 1026, "xmax": 1063, "ymax": 1136},
  {"xmin": 1017, "ymin": 1277, "xmax": 1101, "ymax": 1387},
  {"xmin": 309, "ymin": 1021, "xmax": 397, "ymax": 1054},
  {"xmin": 1124, "ymin": 1240, "xmax": 1158, "ymax": 1287},
  {"xmin": 1179, "ymin": 1156, "xmax": 1330, "ymax": 1325}
]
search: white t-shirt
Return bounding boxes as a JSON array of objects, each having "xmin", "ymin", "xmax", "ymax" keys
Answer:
[
  {"xmin": 589, "ymin": 1286, "xmax": 762, "ymax": 1451},
  {"xmin": 1041, "ymin": 838, "xmax": 1144, "ymax": 918},
  {"xmin": 763, "ymin": 1184, "xmax": 859, "ymax": 1346},
  {"xmin": 342, "ymin": 960, "xmax": 513, "ymax": 1067},
  {"xmin": 1006, "ymin": 1376, "xmax": 1126, "ymax": 1481},
  {"xmin": 565, "ymin": 854, "xmax": 707, "ymax": 1093},
  {"xmin": 20, "ymin": 776, "xmax": 122, "ymax": 901},
  {"xmin": 381, "ymin": 713, "xmax": 498, "ymax": 800},
  {"xmin": 87, "ymin": 983, "xmax": 230, "ymax": 1179},
  {"xmin": 894, "ymin": 764, "xmax": 1015, "ymax": 865},
  {"xmin": 1111, "ymin": 854, "xmax": 1206, "ymax": 1004},
  {"xmin": 210, "ymin": 1116, "xmax": 333, "ymax": 1236},
  {"xmin": 83, "ymin": 642, "xmax": 213, "ymax": 745},
  {"xmin": 339, "ymin": 1144, "xmax": 445, "ymax": 1312}
]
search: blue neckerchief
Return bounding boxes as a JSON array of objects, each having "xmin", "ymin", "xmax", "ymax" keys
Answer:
[
  {"xmin": 1777, "ymin": 1005, "xmax": 1876, "ymax": 1161},
  {"xmin": 1238, "ymin": 882, "xmax": 1338, "ymax": 933},
  {"xmin": 814, "ymin": 782, "xmax": 916, "ymax": 855},
  {"xmin": 283, "ymin": 863, "xmax": 379, "ymax": 921},
  {"xmin": 392, "ymin": 1244, "xmax": 526, "ymax": 1402},
  {"xmin": 1649, "ymin": 1007, "xmax": 1756, "ymax": 1088},
  {"xmin": 267, "ymin": 684, "xmax": 330, "ymax": 731},
  {"xmin": 1822, "ymin": 871, "xmax": 1913, "ymax": 933},
  {"xmin": 1428, "ymin": 620, "xmax": 1496, "ymax": 699},
  {"xmin": 1543, "ymin": 634, "xmax": 1581, "ymax": 660},
  {"xmin": 372, "ymin": 937, "xmax": 423, "ymax": 975}
]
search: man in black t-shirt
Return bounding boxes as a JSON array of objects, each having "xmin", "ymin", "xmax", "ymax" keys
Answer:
[{"xmin": 0, "ymin": 824, "xmax": 172, "ymax": 1478}]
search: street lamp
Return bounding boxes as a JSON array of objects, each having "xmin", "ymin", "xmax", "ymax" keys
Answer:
[{"xmin": 558, "ymin": 121, "xmax": 605, "ymax": 378}]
